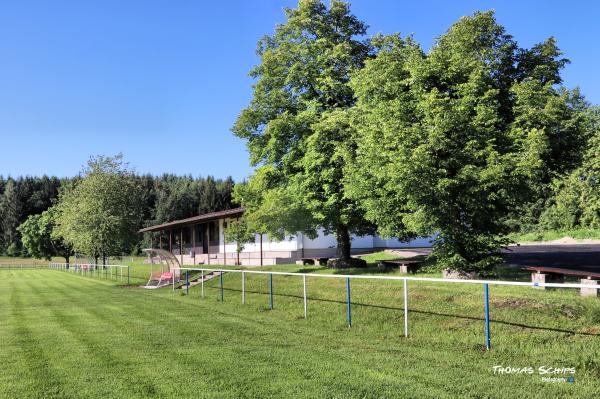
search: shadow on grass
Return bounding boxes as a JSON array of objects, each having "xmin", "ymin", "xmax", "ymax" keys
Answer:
[
  {"xmin": 295, "ymin": 267, "xmax": 330, "ymax": 274},
  {"xmin": 204, "ymin": 286, "xmax": 599, "ymax": 337}
]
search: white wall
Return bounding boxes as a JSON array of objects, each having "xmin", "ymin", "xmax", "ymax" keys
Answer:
[
  {"xmin": 377, "ymin": 236, "xmax": 435, "ymax": 248},
  {"xmin": 221, "ymin": 219, "xmax": 434, "ymax": 254},
  {"xmin": 222, "ymin": 218, "xmax": 299, "ymax": 253}
]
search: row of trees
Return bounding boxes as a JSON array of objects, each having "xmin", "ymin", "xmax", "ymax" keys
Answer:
[
  {"xmin": 0, "ymin": 176, "xmax": 64, "ymax": 255},
  {"xmin": 232, "ymin": 0, "xmax": 599, "ymax": 271},
  {"xmin": 6, "ymin": 155, "xmax": 235, "ymax": 261}
]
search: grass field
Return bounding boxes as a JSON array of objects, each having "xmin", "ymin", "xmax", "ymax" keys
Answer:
[
  {"xmin": 1, "ymin": 263, "xmax": 599, "ymax": 398},
  {"xmin": 509, "ymin": 229, "xmax": 600, "ymax": 243}
]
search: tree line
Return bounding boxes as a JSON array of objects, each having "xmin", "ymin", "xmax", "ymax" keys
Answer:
[
  {"xmin": 232, "ymin": 0, "xmax": 600, "ymax": 272},
  {"xmin": 1, "ymin": 156, "xmax": 235, "ymax": 261}
]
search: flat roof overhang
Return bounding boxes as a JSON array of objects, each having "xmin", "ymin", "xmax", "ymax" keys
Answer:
[{"xmin": 138, "ymin": 207, "xmax": 244, "ymax": 233}]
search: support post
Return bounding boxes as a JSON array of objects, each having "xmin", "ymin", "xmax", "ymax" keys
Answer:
[
  {"xmin": 220, "ymin": 271, "xmax": 224, "ymax": 302},
  {"xmin": 242, "ymin": 271, "xmax": 245, "ymax": 304},
  {"xmin": 484, "ymin": 283, "xmax": 491, "ymax": 350},
  {"xmin": 346, "ymin": 277, "xmax": 352, "ymax": 327},
  {"xmin": 404, "ymin": 278, "xmax": 409, "ymax": 338},
  {"xmin": 303, "ymin": 274, "xmax": 307, "ymax": 319},
  {"xmin": 269, "ymin": 273, "xmax": 273, "ymax": 310},
  {"xmin": 260, "ymin": 233, "xmax": 263, "ymax": 266},
  {"xmin": 192, "ymin": 225, "xmax": 196, "ymax": 265},
  {"xmin": 207, "ymin": 224, "xmax": 210, "ymax": 266}
]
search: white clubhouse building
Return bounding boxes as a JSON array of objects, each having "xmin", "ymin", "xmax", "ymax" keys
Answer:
[{"xmin": 139, "ymin": 208, "xmax": 432, "ymax": 266}]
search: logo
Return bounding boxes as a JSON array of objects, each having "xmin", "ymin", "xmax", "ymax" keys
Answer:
[{"xmin": 492, "ymin": 365, "xmax": 576, "ymax": 383}]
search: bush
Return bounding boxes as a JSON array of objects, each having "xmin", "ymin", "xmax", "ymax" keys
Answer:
[{"xmin": 6, "ymin": 242, "xmax": 22, "ymax": 257}]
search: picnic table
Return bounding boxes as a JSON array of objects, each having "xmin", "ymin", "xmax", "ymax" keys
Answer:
[
  {"xmin": 378, "ymin": 259, "xmax": 423, "ymax": 274},
  {"xmin": 298, "ymin": 257, "xmax": 330, "ymax": 266},
  {"xmin": 526, "ymin": 266, "xmax": 600, "ymax": 297}
]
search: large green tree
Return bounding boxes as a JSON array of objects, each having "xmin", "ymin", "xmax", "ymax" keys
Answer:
[
  {"xmin": 54, "ymin": 154, "xmax": 144, "ymax": 262},
  {"xmin": 232, "ymin": 0, "xmax": 374, "ymax": 266},
  {"xmin": 18, "ymin": 207, "xmax": 73, "ymax": 264},
  {"xmin": 348, "ymin": 11, "xmax": 586, "ymax": 272}
]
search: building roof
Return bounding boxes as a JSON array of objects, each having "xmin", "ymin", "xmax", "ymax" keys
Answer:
[{"xmin": 138, "ymin": 207, "xmax": 245, "ymax": 233}]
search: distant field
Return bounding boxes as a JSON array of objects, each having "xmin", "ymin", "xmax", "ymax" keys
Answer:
[
  {"xmin": 1, "ymin": 262, "xmax": 599, "ymax": 398},
  {"xmin": 509, "ymin": 229, "xmax": 600, "ymax": 243},
  {"xmin": 0, "ymin": 256, "xmax": 54, "ymax": 266}
]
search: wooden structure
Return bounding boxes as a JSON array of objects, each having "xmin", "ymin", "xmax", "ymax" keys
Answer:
[
  {"xmin": 526, "ymin": 266, "xmax": 600, "ymax": 297},
  {"xmin": 378, "ymin": 259, "xmax": 423, "ymax": 274}
]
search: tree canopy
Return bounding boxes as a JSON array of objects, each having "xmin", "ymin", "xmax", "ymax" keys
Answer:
[
  {"xmin": 18, "ymin": 207, "xmax": 73, "ymax": 263},
  {"xmin": 53, "ymin": 154, "xmax": 144, "ymax": 260},
  {"xmin": 0, "ymin": 176, "xmax": 62, "ymax": 255},
  {"xmin": 346, "ymin": 11, "xmax": 596, "ymax": 272},
  {"xmin": 232, "ymin": 0, "xmax": 375, "ymax": 265}
]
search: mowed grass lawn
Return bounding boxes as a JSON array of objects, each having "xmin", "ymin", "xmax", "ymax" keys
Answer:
[{"xmin": 1, "ymin": 267, "xmax": 599, "ymax": 398}]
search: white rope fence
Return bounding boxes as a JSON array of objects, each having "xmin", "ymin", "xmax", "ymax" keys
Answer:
[
  {"xmin": 49, "ymin": 262, "xmax": 129, "ymax": 283},
  {"xmin": 47, "ymin": 261, "xmax": 600, "ymax": 351},
  {"xmin": 173, "ymin": 266, "xmax": 600, "ymax": 350}
]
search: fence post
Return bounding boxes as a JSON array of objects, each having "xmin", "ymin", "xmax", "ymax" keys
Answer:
[
  {"xmin": 303, "ymin": 274, "xmax": 307, "ymax": 319},
  {"xmin": 242, "ymin": 271, "xmax": 245, "ymax": 304},
  {"xmin": 201, "ymin": 270, "xmax": 204, "ymax": 298},
  {"xmin": 220, "ymin": 271, "xmax": 224, "ymax": 302},
  {"xmin": 346, "ymin": 277, "xmax": 352, "ymax": 327},
  {"xmin": 186, "ymin": 271, "xmax": 189, "ymax": 295},
  {"xmin": 127, "ymin": 266, "xmax": 130, "ymax": 285},
  {"xmin": 404, "ymin": 278, "xmax": 409, "ymax": 338},
  {"xmin": 484, "ymin": 283, "xmax": 491, "ymax": 350},
  {"xmin": 269, "ymin": 273, "xmax": 273, "ymax": 310}
]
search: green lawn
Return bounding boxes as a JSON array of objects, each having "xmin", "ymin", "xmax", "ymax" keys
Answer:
[
  {"xmin": 0, "ymin": 266, "xmax": 599, "ymax": 398},
  {"xmin": 509, "ymin": 229, "xmax": 600, "ymax": 243}
]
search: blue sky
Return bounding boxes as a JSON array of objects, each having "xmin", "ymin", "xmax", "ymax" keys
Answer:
[{"xmin": 1, "ymin": 0, "xmax": 598, "ymax": 181}]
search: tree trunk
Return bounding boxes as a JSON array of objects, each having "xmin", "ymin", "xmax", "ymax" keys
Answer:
[
  {"xmin": 64, "ymin": 255, "xmax": 70, "ymax": 265},
  {"xmin": 336, "ymin": 224, "xmax": 351, "ymax": 261}
]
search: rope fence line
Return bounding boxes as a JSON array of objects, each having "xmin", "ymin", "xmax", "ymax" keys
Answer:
[
  {"xmin": 49, "ymin": 262, "xmax": 130, "ymax": 285},
  {"xmin": 46, "ymin": 263, "xmax": 600, "ymax": 351},
  {"xmin": 171, "ymin": 266, "xmax": 600, "ymax": 351}
]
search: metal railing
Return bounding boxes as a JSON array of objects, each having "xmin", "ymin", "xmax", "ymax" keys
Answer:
[
  {"xmin": 49, "ymin": 262, "xmax": 130, "ymax": 284},
  {"xmin": 172, "ymin": 266, "xmax": 600, "ymax": 351}
]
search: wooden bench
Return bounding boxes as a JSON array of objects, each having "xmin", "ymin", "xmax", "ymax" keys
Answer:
[
  {"xmin": 378, "ymin": 259, "xmax": 423, "ymax": 274},
  {"xmin": 526, "ymin": 267, "xmax": 600, "ymax": 297}
]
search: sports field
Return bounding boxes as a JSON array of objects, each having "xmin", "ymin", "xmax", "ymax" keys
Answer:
[{"xmin": 0, "ymin": 266, "xmax": 598, "ymax": 398}]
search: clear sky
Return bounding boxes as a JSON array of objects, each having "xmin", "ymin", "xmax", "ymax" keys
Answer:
[{"xmin": 1, "ymin": 0, "xmax": 598, "ymax": 181}]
